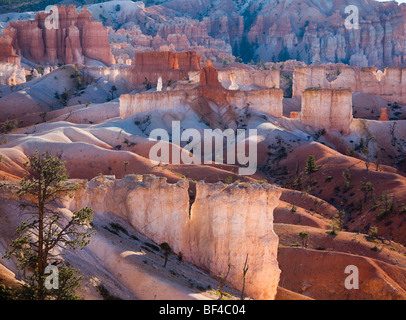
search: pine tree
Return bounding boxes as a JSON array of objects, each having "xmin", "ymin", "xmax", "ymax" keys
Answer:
[
  {"xmin": 305, "ymin": 155, "xmax": 318, "ymax": 174},
  {"xmin": 3, "ymin": 151, "xmax": 95, "ymax": 300}
]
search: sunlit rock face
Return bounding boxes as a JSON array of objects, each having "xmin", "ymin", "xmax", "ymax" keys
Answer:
[
  {"xmin": 293, "ymin": 66, "xmax": 406, "ymax": 105},
  {"xmin": 301, "ymin": 88, "xmax": 353, "ymax": 136},
  {"xmin": 188, "ymin": 181, "xmax": 281, "ymax": 300},
  {"xmin": 63, "ymin": 175, "xmax": 281, "ymax": 300},
  {"xmin": 119, "ymin": 57, "xmax": 284, "ymax": 120}
]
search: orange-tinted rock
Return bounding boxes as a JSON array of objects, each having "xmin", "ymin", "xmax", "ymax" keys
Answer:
[
  {"xmin": 128, "ymin": 51, "xmax": 201, "ymax": 87},
  {"xmin": 379, "ymin": 108, "xmax": 390, "ymax": 121},
  {"xmin": 134, "ymin": 51, "xmax": 179, "ymax": 71},
  {"xmin": 0, "ymin": 36, "xmax": 21, "ymax": 66},
  {"xmin": 5, "ymin": 5, "xmax": 113, "ymax": 66},
  {"xmin": 290, "ymin": 112, "xmax": 299, "ymax": 119},
  {"xmin": 199, "ymin": 60, "xmax": 221, "ymax": 88},
  {"xmin": 81, "ymin": 20, "xmax": 115, "ymax": 66},
  {"xmin": 65, "ymin": 23, "xmax": 84, "ymax": 65},
  {"xmin": 177, "ymin": 51, "xmax": 201, "ymax": 72}
]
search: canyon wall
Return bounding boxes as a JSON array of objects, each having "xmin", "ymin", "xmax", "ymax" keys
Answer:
[
  {"xmin": 127, "ymin": 51, "xmax": 202, "ymax": 87},
  {"xmin": 217, "ymin": 68, "xmax": 280, "ymax": 90},
  {"xmin": 87, "ymin": 0, "xmax": 406, "ymax": 68},
  {"xmin": 1, "ymin": 5, "xmax": 114, "ymax": 66},
  {"xmin": 293, "ymin": 66, "xmax": 406, "ymax": 105},
  {"xmin": 120, "ymin": 58, "xmax": 283, "ymax": 119},
  {"xmin": 301, "ymin": 88, "xmax": 353, "ymax": 135},
  {"xmin": 119, "ymin": 90, "xmax": 198, "ymax": 118},
  {"xmin": 64, "ymin": 174, "xmax": 281, "ymax": 300},
  {"xmin": 119, "ymin": 87, "xmax": 283, "ymax": 120}
]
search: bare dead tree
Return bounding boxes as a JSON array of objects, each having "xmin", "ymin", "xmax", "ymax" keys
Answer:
[
  {"xmin": 241, "ymin": 254, "xmax": 249, "ymax": 300},
  {"xmin": 217, "ymin": 263, "xmax": 231, "ymax": 300}
]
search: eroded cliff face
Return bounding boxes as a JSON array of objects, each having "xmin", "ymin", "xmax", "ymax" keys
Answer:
[
  {"xmin": 217, "ymin": 68, "xmax": 280, "ymax": 90},
  {"xmin": 1, "ymin": 5, "xmax": 114, "ymax": 66},
  {"xmin": 61, "ymin": 175, "xmax": 281, "ymax": 300},
  {"xmin": 127, "ymin": 51, "xmax": 202, "ymax": 87},
  {"xmin": 119, "ymin": 85, "xmax": 283, "ymax": 120},
  {"xmin": 87, "ymin": 0, "xmax": 406, "ymax": 68},
  {"xmin": 293, "ymin": 66, "xmax": 406, "ymax": 105},
  {"xmin": 0, "ymin": 36, "xmax": 21, "ymax": 66},
  {"xmin": 301, "ymin": 88, "xmax": 353, "ymax": 135},
  {"xmin": 189, "ymin": 181, "xmax": 281, "ymax": 300},
  {"xmin": 119, "ymin": 58, "xmax": 283, "ymax": 119}
]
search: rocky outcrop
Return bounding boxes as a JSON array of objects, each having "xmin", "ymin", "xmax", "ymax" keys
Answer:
[
  {"xmin": 217, "ymin": 68, "xmax": 280, "ymax": 90},
  {"xmin": 0, "ymin": 62, "xmax": 26, "ymax": 85},
  {"xmin": 127, "ymin": 51, "xmax": 202, "ymax": 87},
  {"xmin": 293, "ymin": 66, "xmax": 406, "ymax": 105},
  {"xmin": 300, "ymin": 88, "xmax": 353, "ymax": 135},
  {"xmin": 120, "ymin": 57, "xmax": 283, "ymax": 119},
  {"xmin": 120, "ymin": 85, "xmax": 283, "ymax": 121},
  {"xmin": 0, "ymin": 36, "xmax": 21, "ymax": 66},
  {"xmin": 199, "ymin": 60, "xmax": 222, "ymax": 88},
  {"xmin": 63, "ymin": 174, "xmax": 281, "ymax": 300},
  {"xmin": 3, "ymin": 5, "xmax": 114, "ymax": 66}
]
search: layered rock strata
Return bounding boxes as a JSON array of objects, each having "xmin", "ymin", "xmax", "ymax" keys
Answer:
[
  {"xmin": 128, "ymin": 51, "xmax": 202, "ymax": 87},
  {"xmin": 1, "ymin": 5, "xmax": 114, "ymax": 66},
  {"xmin": 62, "ymin": 175, "xmax": 282, "ymax": 300},
  {"xmin": 300, "ymin": 88, "xmax": 353, "ymax": 135},
  {"xmin": 120, "ymin": 58, "xmax": 283, "ymax": 119},
  {"xmin": 293, "ymin": 66, "xmax": 406, "ymax": 105}
]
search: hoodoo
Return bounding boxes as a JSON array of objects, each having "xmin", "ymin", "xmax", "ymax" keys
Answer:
[{"xmin": 1, "ymin": 5, "xmax": 114, "ymax": 66}]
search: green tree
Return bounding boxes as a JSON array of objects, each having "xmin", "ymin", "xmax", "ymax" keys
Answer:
[
  {"xmin": 2, "ymin": 119, "xmax": 18, "ymax": 133},
  {"xmin": 239, "ymin": 35, "xmax": 256, "ymax": 63},
  {"xmin": 342, "ymin": 168, "xmax": 351, "ymax": 192},
  {"xmin": 305, "ymin": 155, "xmax": 318, "ymax": 174},
  {"xmin": 298, "ymin": 231, "xmax": 309, "ymax": 248},
  {"xmin": 3, "ymin": 151, "xmax": 95, "ymax": 300},
  {"xmin": 336, "ymin": 210, "xmax": 345, "ymax": 230},
  {"xmin": 123, "ymin": 161, "xmax": 129, "ymax": 172},
  {"xmin": 110, "ymin": 85, "xmax": 117, "ymax": 100},
  {"xmin": 360, "ymin": 181, "xmax": 374, "ymax": 203},
  {"xmin": 277, "ymin": 46, "xmax": 291, "ymax": 62},
  {"xmin": 328, "ymin": 217, "xmax": 340, "ymax": 236}
]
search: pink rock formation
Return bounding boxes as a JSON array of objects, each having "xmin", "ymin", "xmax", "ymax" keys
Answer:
[
  {"xmin": 114, "ymin": 0, "xmax": 406, "ymax": 67},
  {"xmin": 128, "ymin": 51, "xmax": 201, "ymax": 87},
  {"xmin": 3, "ymin": 5, "xmax": 114, "ymax": 66},
  {"xmin": 0, "ymin": 36, "xmax": 21, "ymax": 66},
  {"xmin": 199, "ymin": 60, "xmax": 222, "ymax": 88}
]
